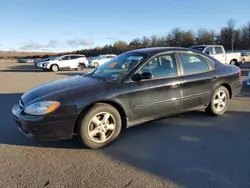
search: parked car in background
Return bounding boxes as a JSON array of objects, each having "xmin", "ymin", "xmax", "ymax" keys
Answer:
[
  {"xmin": 26, "ymin": 58, "xmax": 34, "ymax": 63},
  {"xmin": 34, "ymin": 57, "xmax": 54, "ymax": 66},
  {"xmin": 241, "ymin": 52, "xmax": 250, "ymax": 64},
  {"xmin": 90, "ymin": 54, "xmax": 117, "ymax": 67},
  {"xmin": 12, "ymin": 47, "xmax": 242, "ymax": 149},
  {"xmin": 190, "ymin": 45, "xmax": 242, "ymax": 66},
  {"xmin": 36, "ymin": 54, "xmax": 88, "ymax": 72}
]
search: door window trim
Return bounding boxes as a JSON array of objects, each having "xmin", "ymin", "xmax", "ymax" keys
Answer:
[{"xmin": 176, "ymin": 51, "xmax": 215, "ymax": 76}]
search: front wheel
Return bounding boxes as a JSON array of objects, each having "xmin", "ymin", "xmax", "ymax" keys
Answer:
[
  {"xmin": 230, "ymin": 60, "xmax": 238, "ymax": 66},
  {"xmin": 241, "ymin": 58, "xmax": 245, "ymax": 64},
  {"xmin": 77, "ymin": 103, "xmax": 122, "ymax": 149},
  {"xmin": 205, "ymin": 86, "xmax": 230, "ymax": 116},
  {"xmin": 51, "ymin": 64, "xmax": 59, "ymax": 72}
]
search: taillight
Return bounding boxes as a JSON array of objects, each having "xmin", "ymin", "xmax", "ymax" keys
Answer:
[{"xmin": 238, "ymin": 67, "xmax": 241, "ymax": 77}]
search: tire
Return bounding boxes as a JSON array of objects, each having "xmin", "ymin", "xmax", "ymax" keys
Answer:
[
  {"xmin": 77, "ymin": 64, "xmax": 85, "ymax": 71},
  {"xmin": 77, "ymin": 103, "xmax": 122, "ymax": 149},
  {"xmin": 93, "ymin": 62, "xmax": 99, "ymax": 68},
  {"xmin": 51, "ymin": 64, "xmax": 59, "ymax": 72},
  {"xmin": 205, "ymin": 86, "xmax": 230, "ymax": 116},
  {"xmin": 241, "ymin": 58, "xmax": 245, "ymax": 64},
  {"xmin": 230, "ymin": 60, "xmax": 238, "ymax": 66}
]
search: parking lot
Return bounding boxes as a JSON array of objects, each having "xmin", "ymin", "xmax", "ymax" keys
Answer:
[{"xmin": 0, "ymin": 61, "xmax": 250, "ymax": 188}]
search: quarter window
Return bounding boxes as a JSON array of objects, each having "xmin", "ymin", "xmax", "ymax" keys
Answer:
[
  {"xmin": 139, "ymin": 53, "xmax": 178, "ymax": 78},
  {"xmin": 178, "ymin": 53, "xmax": 210, "ymax": 75}
]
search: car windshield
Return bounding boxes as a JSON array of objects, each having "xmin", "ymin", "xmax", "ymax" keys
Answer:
[
  {"xmin": 50, "ymin": 56, "xmax": 60, "ymax": 60},
  {"xmin": 92, "ymin": 53, "xmax": 146, "ymax": 80}
]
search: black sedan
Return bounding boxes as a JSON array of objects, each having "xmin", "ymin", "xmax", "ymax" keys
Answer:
[{"xmin": 12, "ymin": 47, "xmax": 242, "ymax": 149}]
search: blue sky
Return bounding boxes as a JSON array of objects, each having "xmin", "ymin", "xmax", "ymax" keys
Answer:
[{"xmin": 0, "ymin": 0, "xmax": 250, "ymax": 52}]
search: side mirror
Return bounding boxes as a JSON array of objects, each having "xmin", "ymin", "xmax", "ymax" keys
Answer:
[
  {"xmin": 131, "ymin": 73, "xmax": 141, "ymax": 82},
  {"xmin": 141, "ymin": 72, "xmax": 153, "ymax": 79},
  {"xmin": 131, "ymin": 72, "xmax": 152, "ymax": 82}
]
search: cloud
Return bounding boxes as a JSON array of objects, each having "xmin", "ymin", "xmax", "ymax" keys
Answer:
[
  {"xmin": 47, "ymin": 40, "xmax": 59, "ymax": 48},
  {"xmin": 67, "ymin": 40, "xmax": 79, "ymax": 48},
  {"xmin": 88, "ymin": 31, "xmax": 95, "ymax": 35},
  {"xmin": 66, "ymin": 38, "xmax": 94, "ymax": 47},
  {"xmin": 19, "ymin": 40, "xmax": 60, "ymax": 51},
  {"xmin": 9, "ymin": 48, "xmax": 16, "ymax": 51},
  {"xmin": 106, "ymin": 37, "xmax": 117, "ymax": 40}
]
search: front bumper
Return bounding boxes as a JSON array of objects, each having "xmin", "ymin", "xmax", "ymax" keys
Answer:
[{"xmin": 12, "ymin": 103, "xmax": 78, "ymax": 141}]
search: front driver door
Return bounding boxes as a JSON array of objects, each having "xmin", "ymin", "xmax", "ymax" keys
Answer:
[
  {"xmin": 59, "ymin": 56, "xmax": 71, "ymax": 69},
  {"xmin": 129, "ymin": 53, "xmax": 183, "ymax": 121}
]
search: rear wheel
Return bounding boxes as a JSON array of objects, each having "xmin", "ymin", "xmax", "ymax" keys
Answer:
[
  {"xmin": 77, "ymin": 64, "xmax": 85, "ymax": 71},
  {"xmin": 77, "ymin": 103, "xmax": 122, "ymax": 149},
  {"xmin": 205, "ymin": 86, "xmax": 230, "ymax": 116},
  {"xmin": 51, "ymin": 64, "xmax": 59, "ymax": 72}
]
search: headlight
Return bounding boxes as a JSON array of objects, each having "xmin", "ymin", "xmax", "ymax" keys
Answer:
[{"xmin": 24, "ymin": 101, "xmax": 60, "ymax": 115}]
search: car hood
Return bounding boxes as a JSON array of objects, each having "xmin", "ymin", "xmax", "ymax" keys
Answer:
[{"xmin": 21, "ymin": 75, "xmax": 105, "ymax": 106}]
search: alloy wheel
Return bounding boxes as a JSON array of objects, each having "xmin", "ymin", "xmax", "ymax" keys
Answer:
[
  {"xmin": 213, "ymin": 90, "xmax": 227, "ymax": 112},
  {"xmin": 87, "ymin": 112, "xmax": 116, "ymax": 143}
]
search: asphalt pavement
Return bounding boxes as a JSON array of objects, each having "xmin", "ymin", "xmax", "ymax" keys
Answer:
[{"xmin": 0, "ymin": 61, "xmax": 250, "ymax": 188}]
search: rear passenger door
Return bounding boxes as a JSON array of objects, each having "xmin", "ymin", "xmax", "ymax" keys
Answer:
[{"xmin": 176, "ymin": 52, "xmax": 216, "ymax": 110}]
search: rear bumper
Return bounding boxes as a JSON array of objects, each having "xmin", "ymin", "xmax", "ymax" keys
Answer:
[
  {"xmin": 12, "ymin": 103, "xmax": 78, "ymax": 141},
  {"xmin": 231, "ymin": 80, "xmax": 243, "ymax": 97}
]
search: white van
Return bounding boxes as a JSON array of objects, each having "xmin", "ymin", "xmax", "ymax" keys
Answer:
[
  {"xmin": 90, "ymin": 54, "xmax": 117, "ymax": 67},
  {"xmin": 36, "ymin": 54, "xmax": 89, "ymax": 72}
]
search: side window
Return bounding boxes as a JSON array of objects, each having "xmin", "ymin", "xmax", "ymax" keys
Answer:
[
  {"xmin": 204, "ymin": 47, "xmax": 214, "ymax": 54},
  {"xmin": 60, "ymin": 56, "xmax": 70, "ymax": 61},
  {"xmin": 214, "ymin": 47, "xmax": 223, "ymax": 54},
  {"xmin": 178, "ymin": 53, "xmax": 210, "ymax": 75},
  {"xmin": 139, "ymin": 53, "xmax": 178, "ymax": 79}
]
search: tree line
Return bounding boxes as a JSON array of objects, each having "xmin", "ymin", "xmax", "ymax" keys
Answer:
[
  {"xmin": 73, "ymin": 19, "xmax": 250, "ymax": 57},
  {"xmin": 2, "ymin": 19, "xmax": 250, "ymax": 59}
]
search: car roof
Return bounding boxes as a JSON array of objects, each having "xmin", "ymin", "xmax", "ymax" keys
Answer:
[
  {"xmin": 190, "ymin": 45, "xmax": 223, "ymax": 48},
  {"xmin": 128, "ymin": 47, "xmax": 195, "ymax": 56}
]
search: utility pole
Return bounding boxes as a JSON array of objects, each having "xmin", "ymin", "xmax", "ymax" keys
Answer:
[{"xmin": 232, "ymin": 33, "xmax": 234, "ymax": 52}]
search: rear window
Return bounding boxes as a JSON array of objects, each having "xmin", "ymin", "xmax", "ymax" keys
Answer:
[{"xmin": 190, "ymin": 46, "xmax": 206, "ymax": 51}]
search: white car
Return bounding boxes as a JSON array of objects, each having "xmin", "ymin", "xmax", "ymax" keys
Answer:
[
  {"xmin": 36, "ymin": 54, "xmax": 88, "ymax": 72},
  {"xmin": 190, "ymin": 45, "xmax": 242, "ymax": 65},
  {"xmin": 90, "ymin": 54, "xmax": 117, "ymax": 67}
]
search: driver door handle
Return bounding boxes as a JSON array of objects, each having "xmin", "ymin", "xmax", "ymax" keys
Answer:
[{"xmin": 170, "ymin": 82, "xmax": 180, "ymax": 88}]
